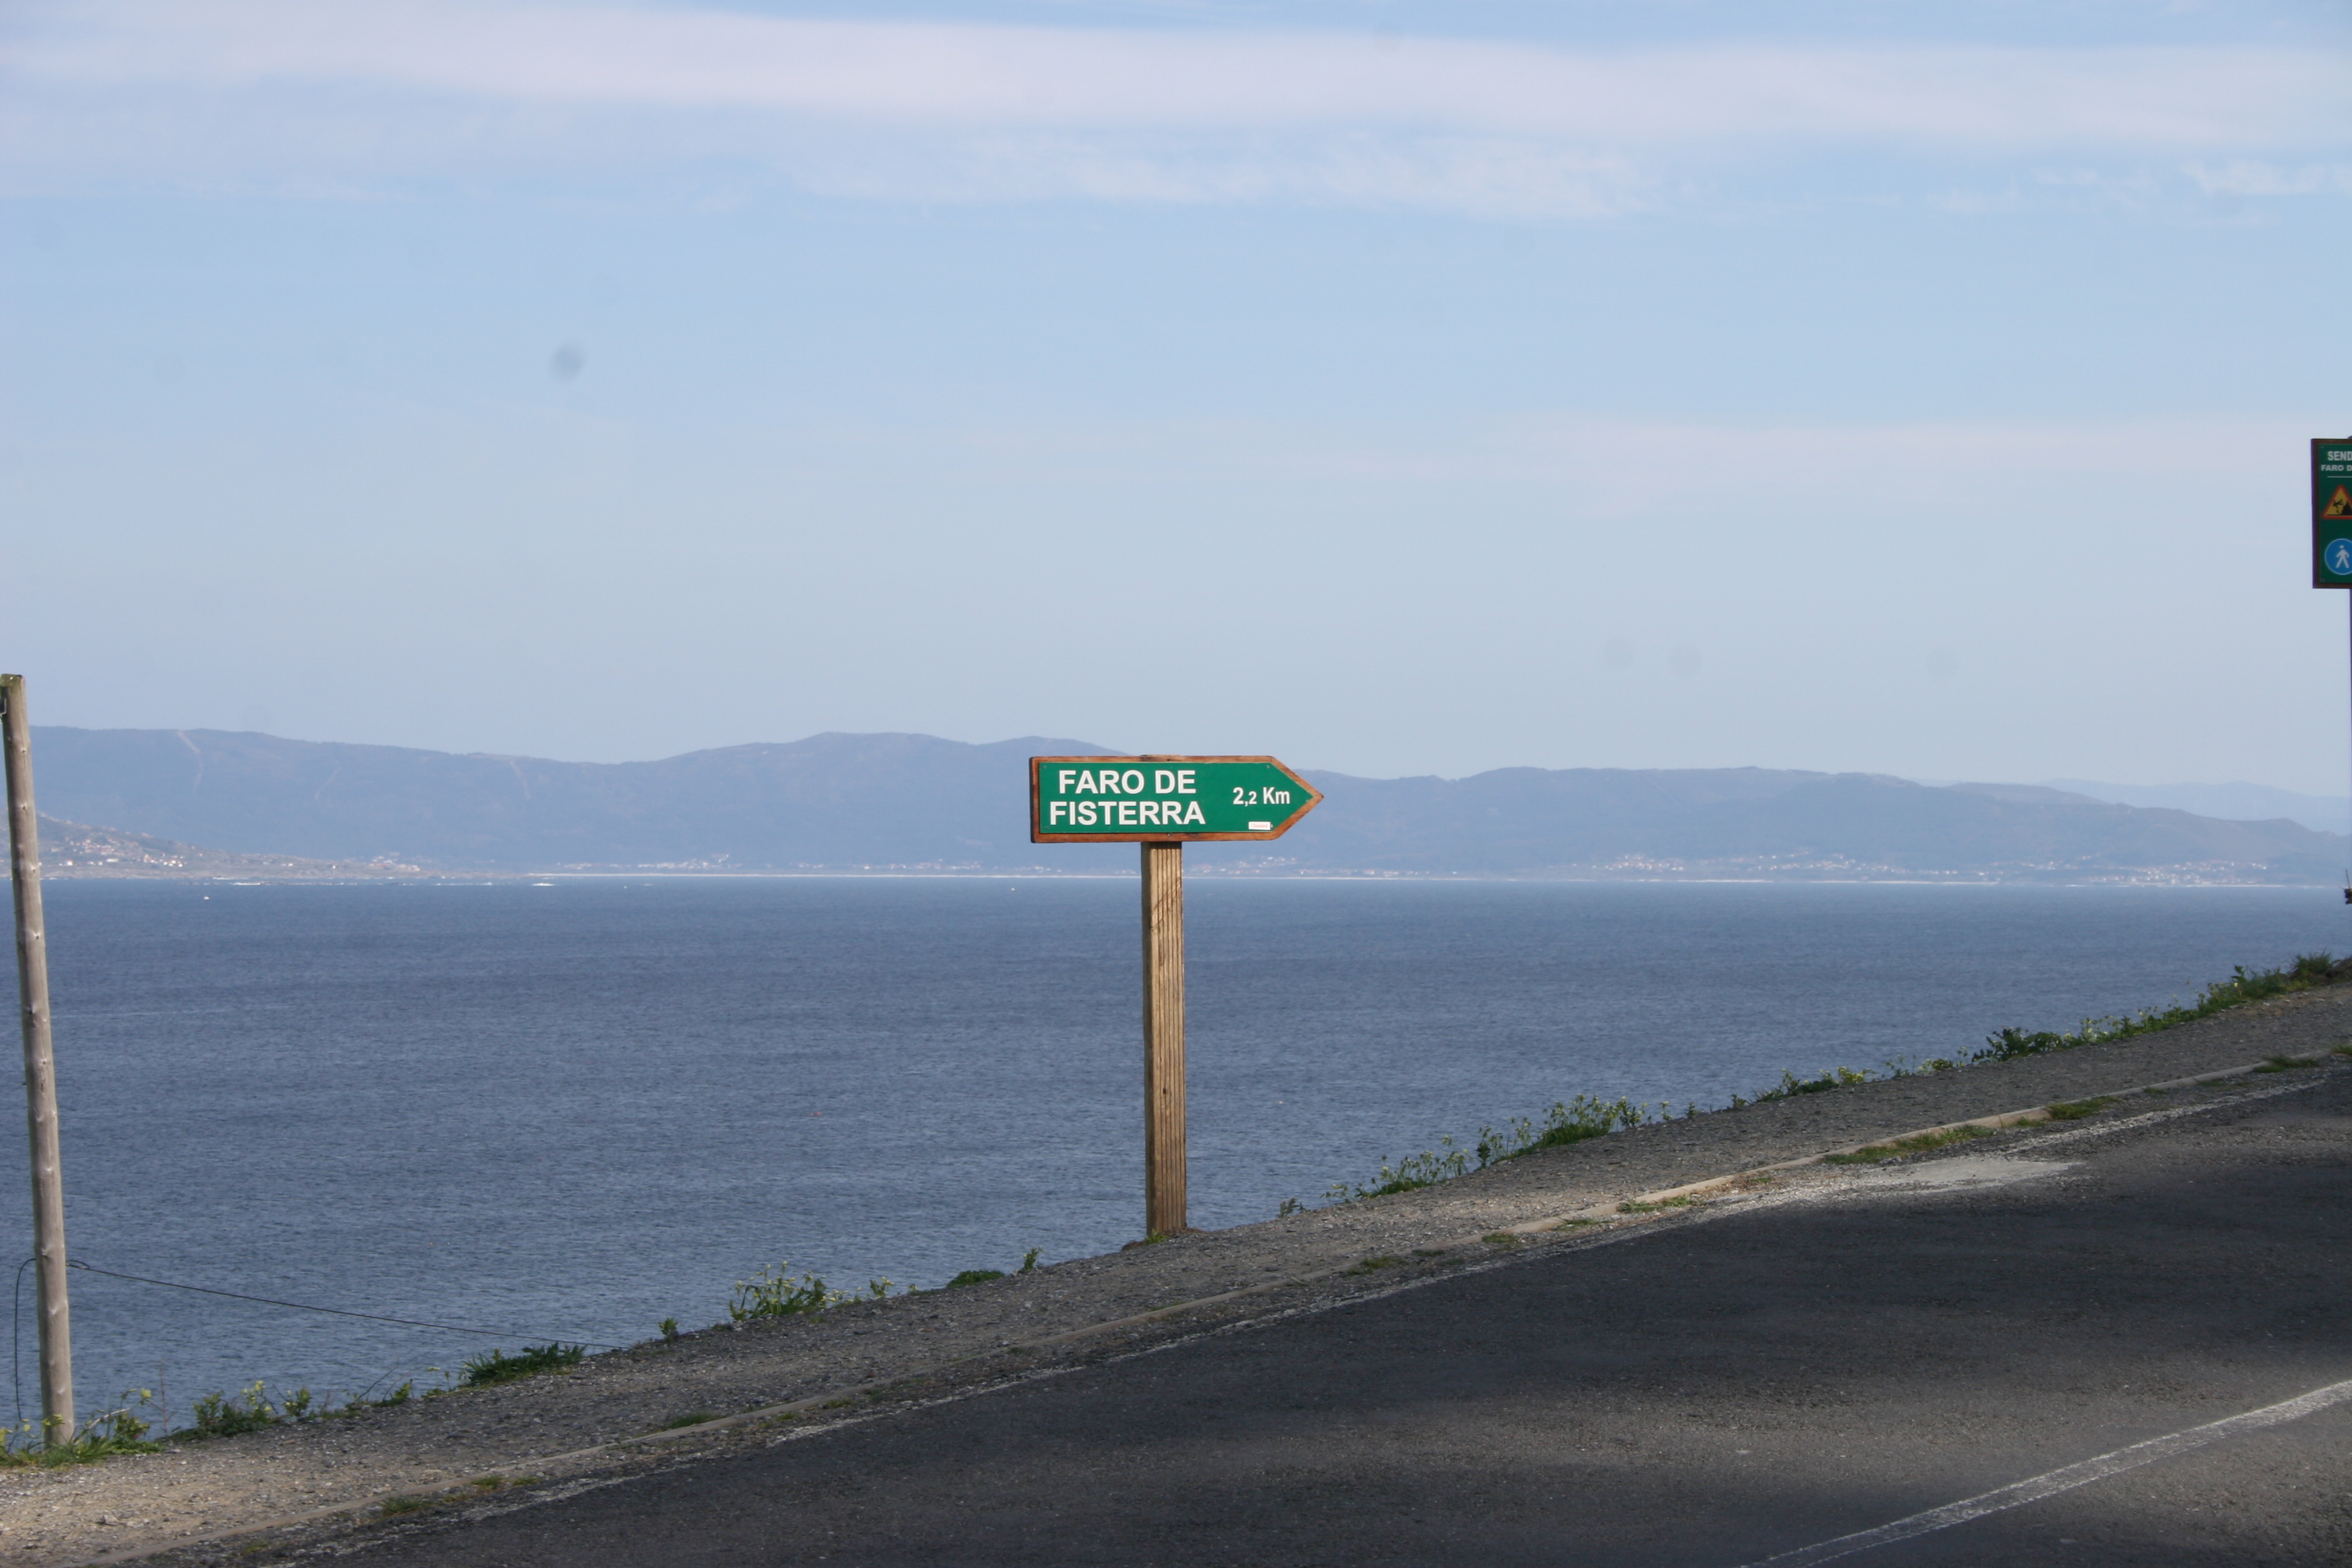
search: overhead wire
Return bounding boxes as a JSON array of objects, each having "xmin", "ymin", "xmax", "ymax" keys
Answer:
[
  {"xmin": 10, "ymin": 1257, "xmax": 620, "ymax": 1440},
  {"xmin": 64, "ymin": 1261, "xmax": 621, "ymax": 1348}
]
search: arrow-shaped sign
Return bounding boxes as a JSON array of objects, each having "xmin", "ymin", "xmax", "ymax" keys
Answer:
[{"xmin": 1030, "ymin": 755, "xmax": 1322, "ymax": 843}]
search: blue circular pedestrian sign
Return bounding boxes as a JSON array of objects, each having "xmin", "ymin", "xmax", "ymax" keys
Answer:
[{"xmin": 2328, "ymin": 539, "xmax": 2352, "ymax": 578}]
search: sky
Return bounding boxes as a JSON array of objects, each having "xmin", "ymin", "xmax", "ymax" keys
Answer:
[{"xmin": 3, "ymin": 1, "xmax": 2351, "ymax": 788}]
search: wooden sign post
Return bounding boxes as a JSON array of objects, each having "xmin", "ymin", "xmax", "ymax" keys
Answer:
[
  {"xmin": 1140, "ymin": 841, "xmax": 1186, "ymax": 1237},
  {"xmin": 1032, "ymin": 756, "xmax": 1322, "ymax": 1238},
  {"xmin": 1, "ymin": 675, "xmax": 72, "ymax": 1442}
]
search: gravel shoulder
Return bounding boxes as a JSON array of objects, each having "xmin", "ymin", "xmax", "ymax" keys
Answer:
[{"xmin": 9, "ymin": 981, "xmax": 2351, "ymax": 1567}]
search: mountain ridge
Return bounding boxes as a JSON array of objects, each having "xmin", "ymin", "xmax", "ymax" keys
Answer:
[{"xmin": 21, "ymin": 726, "xmax": 2345, "ymax": 884}]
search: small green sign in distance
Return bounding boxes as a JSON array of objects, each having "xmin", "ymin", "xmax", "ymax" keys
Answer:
[
  {"xmin": 2314, "ymin": 438, "xmax": 2352, "ymax": 588},
  {"xmin": 1031, "ymin": 756, "xmax": 1324, "ymax": 842}
]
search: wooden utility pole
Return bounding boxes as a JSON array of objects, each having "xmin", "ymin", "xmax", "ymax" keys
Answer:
[
  {"xmin": 1140, "ymin": 840, "xmax": 1187, "ymax": 1238},
  {"xmin": 2, "ymin": 675, "xmax": 72, "ymax": 1443}
]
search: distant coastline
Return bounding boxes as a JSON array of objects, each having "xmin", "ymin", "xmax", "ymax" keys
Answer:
[
  {"xmin": 43, "ymin": 846, "xmax": 2329, "ymax": 891},
  {"xmin": 28, "ymin": 726, "xmax": 2349, "ymax": 887},
  {"xmin": 40, "ymin": 816, "xmax": 424, "ymax": 882}
]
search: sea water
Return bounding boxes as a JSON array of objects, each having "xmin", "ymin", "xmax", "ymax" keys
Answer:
[{"xmin": 3, "ymin": 877, "xmax": 2340, "ymax": 1429}]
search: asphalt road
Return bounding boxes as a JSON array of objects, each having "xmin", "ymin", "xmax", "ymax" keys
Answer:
[{"xmin": 348, "ymin": 1070, "xmax": 2352, "ymax": 1567}]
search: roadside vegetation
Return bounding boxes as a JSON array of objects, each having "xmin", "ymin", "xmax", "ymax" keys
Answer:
[
  {"xmin": 1324, "ymin": 1093, "xmax": 1661, "ymax": 1203},
  {"xmin": 0, "ymin": 1404, "xmax": 160, "ymax": 1469},
  {"xmin": 1967, "ymin": 953, "xmax": 2345, "ymax": 1063},
  {"xmin": 1323, "ymin": 952, "xmax": 2347, "ymax": 1210},
  {"xmin": 461, "ymin": 1344, "xmax": 585, "ymax": 1387},
  {"xmin": 177, "ymin": 1376, "xmax": 421, "ymax": 1442},
  {"xmin": 729, "ymin": 1264, "xmax": 894, "ymax": 1322},
  {"xmin": 11, "ymin": 1365, "xmax": 483, "ymax": 1467},
  {"xmin": 26, "ymin": 1339, "xmax": 588, "ymax": 1467},
  {"xmin": 2, "ymin": 1379, "xmax": 405, "ymax": 1467},
  {"xmin": 726, "ymin": 1245, "xmax": 1041, "ymax": 1325},
  {"xmin": 76, "ymin": 1246, "xmax": 1057, "ymax": 1467},
  {"xmin": 936, "ymin": 1249, "xmax": 1042, "ymax": 1291}
]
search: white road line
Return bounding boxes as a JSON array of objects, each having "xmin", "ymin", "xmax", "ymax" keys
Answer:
[
  {"xmin": 2020, "ymin": 1071, "xmax": 2326, "ymax": 1151},
  {"xmin": 1735, "ymin": 1373, "xmax": 2352, "ymax": 1568}
]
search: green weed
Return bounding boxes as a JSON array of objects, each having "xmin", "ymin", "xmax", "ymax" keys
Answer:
[
  {"xmin": 660, "ymin": 1412, "xmax": 719, "ymax": 1430},
  {"xmin": 658, "ymin": 1318, "xmax": 680, "ymax": 1342},
  {"xmin": 185, "ymin": 1383, "xmax": 305, "ymax": 1438},
  {"xmin": 1330, "ymin": 1136, "xmax": 1471, "ymax": 1201},
  {"xmin": 460, "ymin": 1344, "xmax": 585, "ymax": 1387},
  {"xmin": 730, "ymin": 1263, "xmax": 848, "ymax": 1321},
  {"xmin": 1276, "ymin": 1197, "xmax": 1304, "ymax": 1217},
  {"xmin": 1336, "ymin": 1095, "xmax": 1661, "ymax": 1205},
  {"xmin": 1616, "ymin": 1196, "xmax": 1696, "ymax": 1214},
  {"xmin": 1552, "ymin": 1218, "xmax": 1600, "ymax": 1230},
  {"xmin": 1346, "ymin": 1255, "xmax": 1406, "ymax": 1275},
  {"xmin": 1737, "ymin": 955, "xmax": 2344, "ymax": 1112},
  {"xmin": 1750, "ymin": 1067, "xmax": 1875, "ymax": 1104},
  {"xmin": 2045, "ymin": 1097, "xmax": 2115, "ymax": 1120},
  {"xmin": 924, "ymin": 1255, "xmax": 1030, "ymax": 1292},
  {"xmin": 1333, "ymin": 1097, "xmax": 1657, "ymax": 1205},
  {"xmin": 1481, "ymin": 1231, "xmax": 1524, "ymax": 1246},
  {"xmin": 1977, "ymin": 955, "xmax": 2342, "ymax": 1065},
  {"xmin": 2255, "ymin": 1055, "xmax": 2316, "ymax": 1073},
  {"xmin": 0, "ymin": 1402, "xmax": 160, "ymax": 1468},
  {"xmin": 1976, "ymin": 1028, "xmax": 2068, "ymax": 1062},
  {"xmin": 378, "ymin": 1494, "xmax": 431, "ymax": 1516},
  {"xmin": 1483, "ymin": 1096, "xmax": 1654, "ymax": 1163},
  {"xmin": 317, "ymin": 1378, "xmax": 417, "ymax": 1424}
]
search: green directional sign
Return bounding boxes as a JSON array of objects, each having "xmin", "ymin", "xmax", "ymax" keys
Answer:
[
  {"xmin": 2314, "ymin": 438, "xmax": 2352, "ymax": 588},
  {"xmin": 1030, "ymin": 756, "xmax": 1323, "ymax": 843}
]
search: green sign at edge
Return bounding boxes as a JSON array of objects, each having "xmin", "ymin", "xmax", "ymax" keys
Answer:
[{"xmin": 2312, "ymin": 438, "xmax": 2352, "ymax": 588}]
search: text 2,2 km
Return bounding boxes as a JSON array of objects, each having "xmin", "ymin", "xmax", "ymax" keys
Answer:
[{"xmin": 1029, "ymin": 756, "xmax": 1324, "ymax": 843}]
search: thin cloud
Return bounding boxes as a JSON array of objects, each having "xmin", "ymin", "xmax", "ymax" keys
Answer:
[
  {"xmin": 4, "ymin": 2, "xmax": 2346, "ymax": 209},
  {"xmin": 13, "ymin": 1, "xmax": 2343, "ymax": 144},
  {"xmin": 2184, "ymin": 160, "xmax": 2352, "ymax": 197},
  {"xmin": 783, "ymin": 132, "xmax": 1656, "ymax": 217}
]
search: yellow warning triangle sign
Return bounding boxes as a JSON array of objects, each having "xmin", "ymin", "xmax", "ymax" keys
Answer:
[{"xmin": 2327, "ymin": 485, "xmax": 2352, "ymax": 520}]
